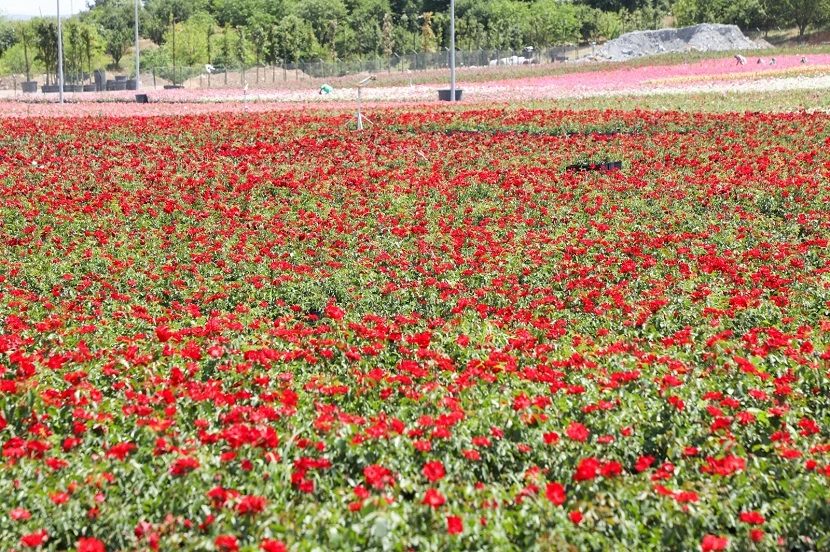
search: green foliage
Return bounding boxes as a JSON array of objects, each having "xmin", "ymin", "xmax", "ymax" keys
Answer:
[
  {"xmin": 0, "ymin": 42, "xmax": 43, "ymax": 78},
  {"xmin": 0, "ymin": 16, "xmax": 17, "ymax": 59},
  {"xmin": 273, "ymin": 14, "xmax": 319, "ymax": 62},
  {"xmin": 763, "ymin": 0, "xmax": 830, "ymax": 36},
  {"xmin": 160, "ymin": 12, "xmax": 216, "ymax": 67},
  {"xmin": 526, "ymin": 0, "xmax": 583, "ymax": 47},
  {"xmin": 84, "ymin": 0, "xmax": 136, "ymax": 68},
  {"xmin": 674, "ymin": 0, "xmax": 769, "ymax": 30},
  {"xmin": 295, "ymin": 0, "xmax": 348, "ymax": 50}
]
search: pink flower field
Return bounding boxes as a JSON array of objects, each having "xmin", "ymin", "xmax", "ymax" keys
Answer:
[{"xmin": 2, "ymin": 54, "xmax": 829, "ymax": 117}]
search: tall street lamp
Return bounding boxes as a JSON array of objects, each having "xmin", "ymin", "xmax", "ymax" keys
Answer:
[
  {"xmin": 57, "ymin": 0, "xmax": 64, "ymax": 103},
  {"xmin": 449, "ymin": 0, "xmax": 456, "ymax": 101},
  {"xmin": 135, "ymin": 0, "xmax": 140, "ymax": 90}
]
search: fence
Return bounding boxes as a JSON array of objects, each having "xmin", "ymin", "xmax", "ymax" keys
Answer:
[{"xmin": 141, "ymin": 45, "xmax": 588, "ymax": 90}]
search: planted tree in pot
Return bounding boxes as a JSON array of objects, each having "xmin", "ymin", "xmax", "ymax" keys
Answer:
[
  {"xmin": 32, "ymin": 18, "xmax": 59, "ymax": 92},
  {"xmin": 19, "ymin": 22, "xmax": 38, "ymax": 93},
  {"xmin": 80, "ymin": 24, "xmax": 97, "ymax": 91}
]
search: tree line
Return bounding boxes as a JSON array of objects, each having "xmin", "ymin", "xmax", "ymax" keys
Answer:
[{"xmin": 1, "ymin": 0, "xmax": 828, "ymax": 79}]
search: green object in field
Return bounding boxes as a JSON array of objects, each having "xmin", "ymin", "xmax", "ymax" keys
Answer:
[{"xmin": 320, "ymin": 84, "xmax": 333, "ymax": 95}]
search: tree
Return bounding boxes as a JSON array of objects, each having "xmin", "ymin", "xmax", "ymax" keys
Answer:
[
  {"xmin": 295, "ymin": 0, "xmax": 348, "ymax": 49},
  {"xmin": 764, "ymin": 0, "xmax": 830, "ymax": 37},
  {"xmin": 86, "ymin": 0, "xmax": 135, "ymax": 68},
  {"xmin": 163, "ymin": 12, "xmax": 215, "ymax": 67},
  {"xmin": 80, "ymin": 23, "xmax": 98, "ymax": 83},
  {"xmin": 456, "ymin": 14, "xmax": 485, "ymax": 49},
  {"xmin": 18, "ymin": 21, "xmax": 34, "ymax": 81},
  {"xmin": 247, "ymin": 14, "xmax": 270, "ymax": 80},
  {"xmin": 32, "ymin": 18, "xmax": 59, "ymax": 84},
  {"xmin": 527, "ymin": 0, "xmax": 583, "ymax": 47},
  {"xmin": 0, "ymin": 17, "xmax": 17, "ymax": 59},
  {"xmin": 274, "ymin": 14, "xmax": 318, "ymax": 63},
  {"xmin": 420, "ymin": 11, "xmax": 437, "ymax": 51},
  {"xmin": 381, "ymin": 13, "xmax": 394, "ymax": 56},
  {"xmin": 144, "ymin": 0, "xmax": 209, "ymax": 43}
]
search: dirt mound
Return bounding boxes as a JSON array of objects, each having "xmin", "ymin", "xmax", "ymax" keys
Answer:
[{"xmin": 595, "ymin": 24, "xmax": 767, "ymax": 62}]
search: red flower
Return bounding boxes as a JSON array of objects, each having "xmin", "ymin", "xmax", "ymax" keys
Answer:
[
  {"xmin": 545, "ymin": 482, "xmax": 566, "ymax": 506},
  {"xmin": 422, "ymin": 461, "xmax": 446, "ymax": 482},
  {"xmin": 749, "ymin": 529, "xmax": 764, "ymax": 542},
  {"xmin": 569, "ymin": 510, "xmax": 583, "ymax": 524},
  {"xmin": 215, "ymin": 535, "xmax": 239, "ymax": 552},
  {"xmin": 106, "ymin": 442, "xmax": 136, "ymax": 461},
  {"xmin": 635, "ymin": 455, "xmax": 655, "ymax": 472},
  {"xmin": 573, "ymin": 457, "xmax": 600, "ymax": 481},
  {"xmin": 462, "ymin": 449, "xmax": 481, "ymax": 461},
  {"xmin": 78, "ymin": 537, "xmax": 106, "ymax": 552},
  {"xmin": 422, "ymin": 488, "xmax": 446, "ymax": 508},
  {"xmin": 170, "ymin": 456, "xmax": 200, "ymax": 476},
  {"xmin": 543, "ymin": 432, "xmax": 559, "ymax": 444},
  {"xmin": 260, "ymin": 539, "xmax": 287, "ymax": 552},
  {"xmin": 701, "ymin": 455, "xmax": 745, "ymax": 476},
  {"xmin": 447, "ymin": 515, "xmax": 463, "ymax": 534},
  {"xmin": 364, "ymin": 464, "xmax": 395, "ymax": 489},
  {"xmin": 236, "ymin": 495, "xmax": 267, "ymax": 515},
  {"xmin": 700, "ymin": 534, "xmax": 728, "ymax": 551},
  {"xmin": 20, "ymin": 530, "xmax": 48, "ymax": 548},
  {"xmin": 50, "ymin": 491, "xmax": 70, "ymax": 505},
  {"xmin": 566, "ymin": 421, "xmax": 590, "ymax": 442},
  {"xmin": 155, "ymin": 324, "xmax": 173, "ymax": 342},
  {"xmin": 738, "ymin": 511, "xmax": 765, "ymax": 525},
  {"xmin": 600, "ymin": 461, "xmax": 623, "ymax": 478}
]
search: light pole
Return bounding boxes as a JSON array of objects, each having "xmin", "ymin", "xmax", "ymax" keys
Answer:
[
  {"xmin": 449, "ymin": 0, "xmax": 456, "ymax": 101},
  {"xmin": 135, "ymin": 0, "xmax": 140, "ymax": 90},
  {"xmin": 56, "ymin": 0, "xmax": 65, "ymax": 103}
]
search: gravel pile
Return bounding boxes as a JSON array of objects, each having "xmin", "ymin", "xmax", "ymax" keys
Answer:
[{"xmin": 594, "ymin": 24, "xmax": 767, "ymax": 62}]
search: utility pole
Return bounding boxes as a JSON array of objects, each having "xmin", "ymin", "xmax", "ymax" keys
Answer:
[
  {"xmin": 449, "ymin": 0, "xmax": 455, "ymax": 101},
  {"xmin": 135, "ymin": 0, "xmax": 140, "ymax": 90},
  {"xmin": 57, "ymin": 0, "xmax": 64, "ymax": 104}
]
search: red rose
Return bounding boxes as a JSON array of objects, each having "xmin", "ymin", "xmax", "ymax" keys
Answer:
[
  {"xmin": 422, "ymin": 461, "xmax": 446, "ymax": 482},
  {"xmin": 260, "ymin": 539, "xmax": 287, "ymax": 552},
  {"xmin": 215, "ymin": 535, "xmax": 239, "ymax": 552},
  {"xmin": 573, "ymin": 457, "xmax": 600, "ymax": 481},
  {"xmin": 569, "ymin": 510, "xmax": 583, "ymax": 524},
  {"xmin": 545, "ymin": 482, "xmax": 566, "ymax": 506},
  {"xmin": 422, "ymin": 488, "xmax": 446, "ymax": 508},
  {"xmin": 447, "ymin": 515, "xmax": 463, "ymax": 534},
  {"xmin": 78, "ymin": 537, "xmax": 106, "ymax": 552},
  {"xmin": 739, "ymin": 511, "xmax": 765, "ymax": 525},
  {"xmin": 20, "ymin": 530, "xmax": 48, "ymax": 548},
  {"xmin": 566, "ymin": 421, "xmax": 590, "ymax": 442},
  {"xmin": 701, "ymin": 534, "xmax": 728, "ymax": 551}
]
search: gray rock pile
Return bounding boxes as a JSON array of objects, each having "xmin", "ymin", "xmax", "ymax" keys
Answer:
[{"xmin": 594, "ymin": 24, "xmax": 767, "ymax": 62}]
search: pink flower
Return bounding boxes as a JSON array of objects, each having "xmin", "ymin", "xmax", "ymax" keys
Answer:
[{"xmin": 10, "ymin": 508, "xmax": 31, "ymax": 521}]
